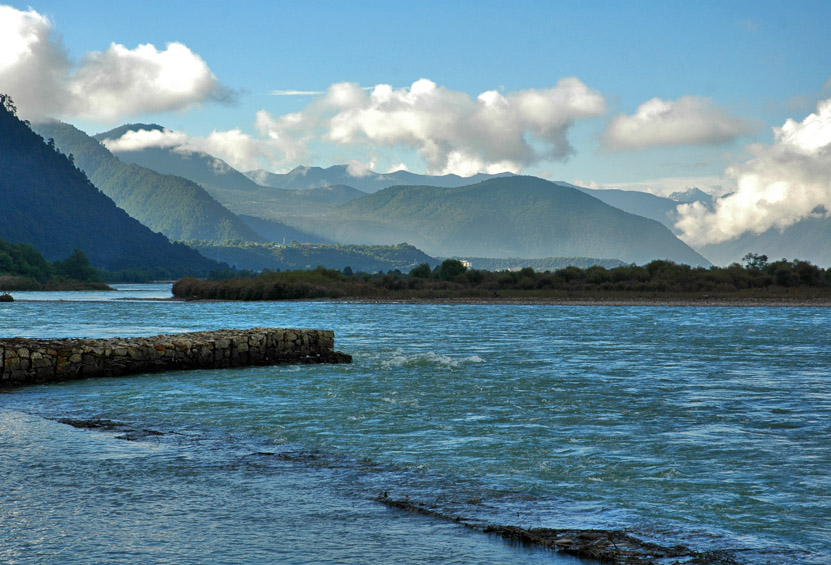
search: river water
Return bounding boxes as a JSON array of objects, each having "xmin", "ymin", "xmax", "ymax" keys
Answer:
[{"xmin": 1, "ymin": 285, "xmax": 829, "ymax": 563}]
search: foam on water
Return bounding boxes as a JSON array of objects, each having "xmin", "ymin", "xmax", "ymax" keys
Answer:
[{"xmin": 381, "ymin": 348, "xmax": 486, "ymax": 369}]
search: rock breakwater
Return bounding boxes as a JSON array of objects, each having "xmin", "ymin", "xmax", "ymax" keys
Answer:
[{"xmin": 0, "ymin": 328, "xmax": 351, "ymax": 387}]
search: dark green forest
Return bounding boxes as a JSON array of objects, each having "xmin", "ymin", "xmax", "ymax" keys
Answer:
[
  {"xmin": 172, "ymin": 254, "xmax": 831, "ymax": 301},
  {"xmin": 0, "ymin": 95, "xmax": 222, "ymax": 275}
]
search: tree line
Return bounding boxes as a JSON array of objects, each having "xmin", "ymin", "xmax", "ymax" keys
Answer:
[
  {"xmin": 172, "ymin": 254, "xmax": 831, "ymax": 301},
  {"xmin": 0, "ymin": 239, "xmax": 108, "ymax": 290}
]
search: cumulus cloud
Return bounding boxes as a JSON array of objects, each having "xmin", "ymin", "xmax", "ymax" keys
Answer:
[
  {"xmin": 102, "ymin": 128, "xmax": 188, "ymax": 151},
  {"xmin": 257, "ymin": 77, "xmax": 606, "ymax": 175},
  {"xmin": 0, "ymin": 4, "xmax": 229, "ymax": 121},
  {"xmin": 602, "ymin": 96, "xmax": 756, "ymax": 151},
  {"xmin": 676, "ymin": 97, "xmax": 831, "ymax": 246},
  {"xmin": 0, "ymin": 5, "xmax": 70, "ymax": 118}
]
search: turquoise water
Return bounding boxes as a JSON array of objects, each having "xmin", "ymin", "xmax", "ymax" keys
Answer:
[{"xmin": 1, "ymin": 286, "xmax": 829, "ymax": 563}]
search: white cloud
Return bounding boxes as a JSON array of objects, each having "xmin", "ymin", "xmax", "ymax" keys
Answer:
[
  {"xmin": 0, "ymin": 4, "xmax": 229, "ymax": 121},
  {"xmin": 676, "ymin": 97, "xmax": 831, "ymax": 246},
  {"xmin": 102, "ymin": 77, "xmax": 606, "ymax": 176},
  {"xmin": 196, "ymin": 129, "xmax": 267, "ymax": 172},
  {"xmin": 257, "ymin": 77, "xmax": 606, "ymax": 175},
  {"xmin": 66, "ymin": 41, "xmax": 228, "ymax": 120},
  {"xmin": 102, "ymin": 128, "xmax": 188, "ymax": 151},
  {"xmin": 0, "ymin": 5, "xmax": 70, "ymax": 118},
  {"xmin": 602, "ymin": 96, "xmax": 756, "ymax": 151}
]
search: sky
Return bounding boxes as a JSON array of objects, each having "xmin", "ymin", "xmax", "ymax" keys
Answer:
[{"xmin": 1, "ymin": 0, "xmax": 830, "ymax": 245}]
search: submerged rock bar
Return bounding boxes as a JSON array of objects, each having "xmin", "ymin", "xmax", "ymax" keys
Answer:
[{"xmin": 0, "ymin": 328, "xmax": 351, "ymax": 387}]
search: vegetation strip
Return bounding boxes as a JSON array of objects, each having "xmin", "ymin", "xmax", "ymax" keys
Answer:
[{"xmin": 172, "ymin": 256, "xmax": 831, "ymax": 303}]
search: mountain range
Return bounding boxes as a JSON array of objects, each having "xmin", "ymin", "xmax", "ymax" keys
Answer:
[
  {"xmin": 283, "ymin": 176, "xmax": 710, "ymax": 265},
  {"xmin": 246, "ymin": 164, "xmax": 516, "ymax": 193},
  {"xmin": 10, "ymin": 113, "xmax": 829, "ymax": 271},
  {"xmin": 32, "ymin": 121, "xmax": 263, "ymax": 244}
]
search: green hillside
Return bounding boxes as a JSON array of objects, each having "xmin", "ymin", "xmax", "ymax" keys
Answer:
[
  {"xmin": 32, "ymin": 120, "xmax": 263, "ymax": 243},
  {"xmin": 289, "ymin": 176, "xmax": 710, "ymax": 266},
  {"xmin": 0, "ymin": 97, "xmax": 219, "ymax": 273}
]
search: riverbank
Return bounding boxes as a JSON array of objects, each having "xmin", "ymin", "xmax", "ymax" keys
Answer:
[
  {"xmin": 325, "ymin": 295, "xmax": 831, "ymax": 307},
  {"xmin": 0, "ymin": 274, "xmax": 112, "ymax": 291}
]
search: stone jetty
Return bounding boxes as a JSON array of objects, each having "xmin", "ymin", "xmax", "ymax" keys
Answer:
[{"xmin": 0, "ymin": 328, "xmax": 351, "ymax": 387}]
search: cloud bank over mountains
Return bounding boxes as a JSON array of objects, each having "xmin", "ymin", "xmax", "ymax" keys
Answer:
[
  {"xmin": 0, "ymin": 5, "xmax": 230, "ymax": 121},
  {"xmin": 676, "ymin": 97, "xmax": 831, "ymax": 246},
  {"xmin": 255, "ymin": 78, "xmax": 607, "ymax": 175}
]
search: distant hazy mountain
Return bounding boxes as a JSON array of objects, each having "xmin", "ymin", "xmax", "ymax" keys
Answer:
[
  {"xmin": 567, "ymin": 183, "xmax": 682, "ymax": 233},
  {"xmin": 0, "ymin": 102, "xmax": 218, "ymax": 273},
  {"xmin": 669, "ymin": 187, "xmax": 714, "ymax": 205},
  {"xmin": 246, "ymin": 165, "xmax": 516, "ymax": 193},
  {"xmin": 699, "ymin": 215, "xmax": 831, "ymax": 266},
  {"xmin": 238, "ymin": 215, "xmax": 331, "ymax": 244},
  {"xmin": 286, "ymin": 176, "xmax": 710, "ymax": 266},
  {"xmin": 200, "ymin": 183, "xmax": 368, "ymax": 220},
  {"xmin": 32, "ymin": 121, "xmax": 263, "ymax": 244},
  {"xmin": 96, "ymin": 124, "xmax": 264, "ymax": 193}
]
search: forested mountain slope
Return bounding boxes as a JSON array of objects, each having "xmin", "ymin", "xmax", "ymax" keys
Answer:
[{"xmin": 0, "ymin": 99, "xmax": 219, "ymax": 273}]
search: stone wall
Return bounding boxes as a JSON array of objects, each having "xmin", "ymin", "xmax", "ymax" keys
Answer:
[{"xmin": 0, "ymin": 327, "xmax": 351, "ymax": 387}]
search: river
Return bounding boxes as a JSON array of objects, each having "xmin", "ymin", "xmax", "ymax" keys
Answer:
[{"xmin": 1, "ymin": 285, "xmax": 828, "ymax": 563}]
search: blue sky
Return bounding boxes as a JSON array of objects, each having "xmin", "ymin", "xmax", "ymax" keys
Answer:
[{"xmin": 2, "ymin": 0, "xmax": 830, "ymax": 208}]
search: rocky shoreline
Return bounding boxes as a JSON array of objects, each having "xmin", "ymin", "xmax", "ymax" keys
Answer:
[{"xmin": 376, "ymin": 496, "xmax": 745, "ymax": 564}]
